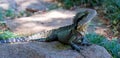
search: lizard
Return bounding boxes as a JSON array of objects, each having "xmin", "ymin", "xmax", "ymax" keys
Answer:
[
  {"xmin": 0, "ymin": 8, "xmax": 97, "ymax": 52},
  {"xmin": 31, "ymin": 9, "xmax": 97, "ymax": 52}
]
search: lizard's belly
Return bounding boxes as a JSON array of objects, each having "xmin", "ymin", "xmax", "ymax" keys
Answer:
[
  {"xmin": 58, "ymin": 38, "xmax": 70, "ymax": 44},
  {"xmin": 57, "ymin": 30, "xmax": 71, "ymax": 44}
]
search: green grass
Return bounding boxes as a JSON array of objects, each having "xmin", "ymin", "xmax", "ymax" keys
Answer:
[
  {"xmin": 57, "ymin": 0, "xmax": 104, "ymax": 9},
  {"xmin": 0, "ymin": 30, "xmax": 18, "ymax": 40},
  {"xmin": 103, "ymin": 0, "xmax": 120, "ymax": 36},
  {"xmin": 85, "ymin": 33, "xmax": 120, "ymax": 58},
  {"xmin": 5, "ymin": 9, "xmax": 16, "ymax": 18}
]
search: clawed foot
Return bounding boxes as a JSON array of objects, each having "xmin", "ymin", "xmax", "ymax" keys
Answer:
[
  {"xmin": 81, "ymin": 36, "xmax": 92, "ymax": 46},
  {"xmin": 70, "ymin": 42, "xmax": 84, "ymax": 52}
]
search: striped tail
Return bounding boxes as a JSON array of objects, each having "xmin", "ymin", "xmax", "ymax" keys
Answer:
[
  {"xmin": 0, "ymin": 37, "xmax": 28, "ymax": 44},
  {"xmin": 0, "ymin": 31, "xmax": 49, "ymax": 44}
]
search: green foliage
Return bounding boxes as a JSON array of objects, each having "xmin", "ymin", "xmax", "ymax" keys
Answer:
[
  {"xmin": 103, "ymin": 0, "xmax": 120, "ymax": 36},
  {"xmin": 0, "ymin": 8, "xmax": 16, "ymax": 19},
  {"xmin": 85, "ymin": 33, "xmax": 120, "ymax": 58},
  {"xmin": 0, "ymin": 8, "xmax": 4, "ymax": 21},
  {"xmin": 0, "ymin": 30, "xmax": 18, "ymax": 40},
  {"xmin": 63, "ymin": 0, "xmax": 75, "ymax": 9},
  {"xmin": 0, "ymin": 8, "xmax": 33, "ymax": 19},
  {"xmin": 58, "ymin": 0, "xmax": 104, "ymax": 9},
  {"xmin": 58, "ymin": 0, "xmax": 74, "ymax": 9},
  {"xmin": 4, "ymin": 8, "xmax": 31, "ymax": 18},
  {"xmin": 101, "ymin": 40, "xmax": 120, "ymax": 58},
  {"xmin": 5, "ymin": 9, "xmax": 16, "ymax": 18},
  {"xmin": 86, "ymin": 33, "xmax": 106, "ymax": 44},
  {"xmin": 17, "ymin": 11, "xmax": 32, "ymax": 17}
]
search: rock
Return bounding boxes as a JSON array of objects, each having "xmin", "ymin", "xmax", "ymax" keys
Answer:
[{"xmin": 0, "ymin": 41, "xmax": 112, "ymax": 58}]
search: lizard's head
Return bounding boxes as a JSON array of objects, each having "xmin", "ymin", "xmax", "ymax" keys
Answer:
[
  {"xmin": 73, "ymin": 11, "xmax": 89, "ymax": 30},
  {"xmin": 73, "ymin": 9, "xmax": 97, "ymax": 36},
  {"xmin": 77, "ymin": 11, "xmax": 88, "ymax": 19},
  {"xmin": 73, "ymin": 11, "xmax": 89, "ymax": 24}
]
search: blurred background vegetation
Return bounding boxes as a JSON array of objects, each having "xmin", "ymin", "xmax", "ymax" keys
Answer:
[
  {"xmin": 0, "ymin": 0, "xmax": 120, "ymax": 58},
  {"xmin": 86, "ymin": 33, "xmax": 120, "ymax": 58}
]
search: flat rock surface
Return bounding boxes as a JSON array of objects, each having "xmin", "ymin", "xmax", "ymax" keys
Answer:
[
  {"xmin": 5, "ymin": 9, "xmax": 76, "ymax": 35},
  {"xmin": 0, "ymin": 41, "xmax": 112, "ymax": 58}
]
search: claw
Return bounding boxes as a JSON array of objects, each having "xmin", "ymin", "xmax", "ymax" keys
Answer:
[
  {"xmin": 70, "ymin": 42, "xmax": 83, "ymax": 52},
  {"xmin": 81, "ymin": 36, "xmax": 92, "ymax": 46},
  {"xmin": 75, "ymin": 46, "xmax": 84, "ymax": 53}
]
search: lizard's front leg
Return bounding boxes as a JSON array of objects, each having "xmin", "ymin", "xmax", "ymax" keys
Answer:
[
  {"xmin": 69, "ymin": 36, "xmax": 83, "ymax": 52},
  {"xmin": 69, "ymin": 36, "xmax": 91, "ymax": 53},
  {"xmin": 70, "ymin": 41, "xmax": 83, "ymax": 52},
  {"xmin": 72, "ymin": 30, "xmax": 91, "ymax": 46}
]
